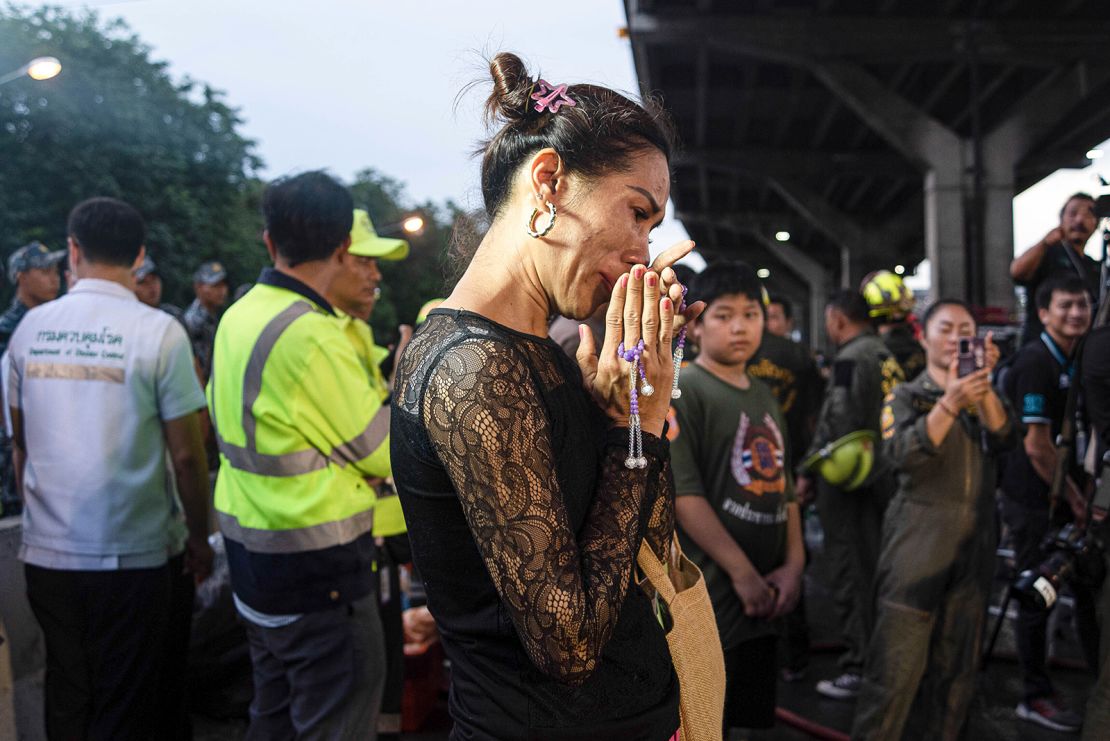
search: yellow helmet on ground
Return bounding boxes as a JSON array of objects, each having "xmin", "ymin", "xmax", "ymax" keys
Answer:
[
  {"xmin": 861, "ymin": 270, "xmax": 914, "ymax": 321},
  {"xmin": 802, "ymin": 430, "xmax": 877, "ymax": 491}
]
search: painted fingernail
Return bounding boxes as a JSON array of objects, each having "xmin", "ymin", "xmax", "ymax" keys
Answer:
[
  {"xmin": 632, "ymin": 266, "xmax": 645, "ymax": 279},
  {"xmin": 646, "ymin": 272, "xmax": 657, "ymax": 287},
  {"xmin": 620, "ymin": 274, "xmax": 629, "ymax": 288},
  {"xmin": 662, "ymin": 298, "xmax": 672, "ymax": 311}
]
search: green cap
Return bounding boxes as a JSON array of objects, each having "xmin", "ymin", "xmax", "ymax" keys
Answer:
[{"xmin": 349, "ymin": 209, "xmax": 409, "ymax": 261}]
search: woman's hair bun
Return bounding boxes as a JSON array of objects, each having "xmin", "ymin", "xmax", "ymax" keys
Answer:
[{"xmin": 485, "ymin": 52, "xmax": 535, "ymax": 125}]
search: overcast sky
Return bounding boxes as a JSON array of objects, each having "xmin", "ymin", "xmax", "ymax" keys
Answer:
[{"xmin": 34, "ymin": 0, "xmax": 1110, "ymax": 277}]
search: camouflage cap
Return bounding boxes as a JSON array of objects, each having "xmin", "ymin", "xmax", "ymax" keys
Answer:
[
  {"xmin": 193, "ymin": 260, "xmax": 228, "ymax": 285},
  {"xmin": 8, "ymin": 241, "xmax": 65, "ymax": 284},
  {"xmin": 134, "ymin": 255, "xmax": 158, "ymax": 280}
]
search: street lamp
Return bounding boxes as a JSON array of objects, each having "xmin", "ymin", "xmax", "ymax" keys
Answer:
[
  {"xmin": 377, "ymin": 212, "xmax": 426, "ymax": 237},
  {"xmin": 0, "ymin": 56, "xmax": 62, "ymax": 87},
  {"xmin": 774, "ymin": 231, "xmax": 791, "ymax": 242}
]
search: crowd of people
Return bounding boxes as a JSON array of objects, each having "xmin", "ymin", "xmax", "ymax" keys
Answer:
[{"xmin": 2, "ymin": 51, "xmax": 1110, "ymax": 741}]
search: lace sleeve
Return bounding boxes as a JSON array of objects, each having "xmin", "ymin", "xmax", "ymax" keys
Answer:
[
  {"xmin": 421, "ymin": 337, "xmax": 667, "ymax": 685},
  {"xmin": 642, "ymin": 457, "xmax": 676, "ymax": 563}
]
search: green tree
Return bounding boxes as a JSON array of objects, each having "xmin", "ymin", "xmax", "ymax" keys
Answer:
[{"xmin": 0, "ymin": 4, "xmax": 265, "ymax": 307}]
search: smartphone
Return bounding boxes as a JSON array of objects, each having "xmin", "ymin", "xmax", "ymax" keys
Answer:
[{"xmin": 957, "ymin": 337, "xmax": 985, "ymax": 378}]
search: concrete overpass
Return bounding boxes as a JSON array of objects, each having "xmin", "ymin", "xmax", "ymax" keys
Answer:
[{"xmin": 623, "ymin": 0, "xmax": 1110, "ymax": 341}]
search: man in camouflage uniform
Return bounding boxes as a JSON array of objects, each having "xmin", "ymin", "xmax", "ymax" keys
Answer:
[
  {"xmin": 183, "ymin": 260, "xmax": 229, "ymax": 382},
  {"xmin": 133, "ymin": 256, "xmax": 184, "ymax": 324},
  {"xmin": 0, "ymin": 242, "xmax": 64, "ymax": 355},
  {"xmin": 852, "ymin": 299, "xmax": 1017, "ymax": 740},
  {"xmin": 798, "ymin": 289, "xmax": 904, "ymax": 700},
  {"xmin": 0, "ymin": 242, "xmax": 63, "ymax": 516}
]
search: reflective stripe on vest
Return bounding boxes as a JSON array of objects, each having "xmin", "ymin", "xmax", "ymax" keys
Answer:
[
  {"xmin": 213, "ymin": 301, "xmax": 391, "ymax": 478},
  {"xmin": 216, "ymin": 406, "xmax": 390, "ymax": 477},
  {"xmin": 217, "ymin": 508, "xmax": 375, "ymax": 554}
]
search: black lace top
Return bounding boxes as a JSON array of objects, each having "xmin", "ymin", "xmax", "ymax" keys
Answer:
[{"xmin": 391, "ymin": 310, "xmax": 680, "ymax": 740}]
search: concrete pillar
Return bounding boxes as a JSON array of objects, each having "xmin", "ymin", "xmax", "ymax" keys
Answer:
[
  {"xmin": 923, "ymin": 165, "xmax": 967, "ymax": 304},
  {"xmin": 982, "ymin": 131, "xmax": 1020, "ymax": 310}
]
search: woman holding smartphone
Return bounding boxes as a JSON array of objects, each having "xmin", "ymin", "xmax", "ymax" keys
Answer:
[
  {"xmin": 852, "ymin": 299, "xmax": 1016, "ymax": 740},
  {"xmin": 390, "ymin": 53, "xmax": 699, "ymax": 739}
]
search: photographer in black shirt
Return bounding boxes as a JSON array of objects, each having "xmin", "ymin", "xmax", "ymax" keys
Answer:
[{"xmin": 1001, "ymin": 275, "xmax": 1096, "ymax": 732}]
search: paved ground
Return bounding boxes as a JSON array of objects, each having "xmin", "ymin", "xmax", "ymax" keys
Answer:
[{"xmin": 193, "ymin": 509, "xmax": 1099, "ymax": 740}]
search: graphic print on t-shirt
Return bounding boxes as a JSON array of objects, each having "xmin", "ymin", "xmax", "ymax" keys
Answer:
[{"xmin": 730, "ymin": 412, "xmax": 786, "ymax": 496}]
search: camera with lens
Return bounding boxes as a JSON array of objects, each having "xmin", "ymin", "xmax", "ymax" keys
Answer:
[{"xmin": 1011, "ymin": 523, "xmax": 1106, "ymax": 611}]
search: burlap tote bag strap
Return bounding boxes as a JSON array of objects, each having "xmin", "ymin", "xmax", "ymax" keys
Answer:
[{"xmin": 638, "ymin": 535, "xmax": 726, "ymax": 741}]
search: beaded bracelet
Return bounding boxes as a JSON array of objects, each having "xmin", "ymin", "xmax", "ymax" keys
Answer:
[
  {"xmin": 617, "ymin": 339, "xmax": 648, "ymax": 469},
  {"xmin": 618, "ymin": 286, "xmax": 690, "ymax": 470}
]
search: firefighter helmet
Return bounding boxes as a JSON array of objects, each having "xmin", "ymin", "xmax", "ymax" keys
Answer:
[{"xmin": 861, "ymin": 270, "xmax": 914, "ymax": 321}]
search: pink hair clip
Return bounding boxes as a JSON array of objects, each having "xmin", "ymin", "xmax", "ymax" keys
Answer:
[{"xmin": 531, "ymin": 79, "xmax": 577, "ymax": 114}]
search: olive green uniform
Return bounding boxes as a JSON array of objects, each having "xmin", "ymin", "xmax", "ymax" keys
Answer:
[
  {"xmin": 852, "ymin": 373, "xmax": 1018, "ymax": 740},
  {"xmin": 805, "ymin": 332, "xmax": 904, "ymax": 673},
  {"xmin": 882, "ymin": 322, "xmax": 926, "ymax": 383}
]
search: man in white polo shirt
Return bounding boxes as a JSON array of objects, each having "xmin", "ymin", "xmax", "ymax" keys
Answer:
[{"xmin": 7, "ymin": 197, "xmax": 213, "ymax": 740}]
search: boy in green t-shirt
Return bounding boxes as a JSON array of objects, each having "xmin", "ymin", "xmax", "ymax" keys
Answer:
[{"xmin": 670, "ymin": 261, "xmax": 804, "ymax": 731}]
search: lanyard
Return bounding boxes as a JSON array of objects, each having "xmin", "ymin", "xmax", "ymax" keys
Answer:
[{"xmin": 1040, "ymin": 331, "xmax": 1074, "ymax": 383}]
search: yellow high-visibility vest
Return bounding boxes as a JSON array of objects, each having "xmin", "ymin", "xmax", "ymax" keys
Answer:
[{"xmin": 209, "ymin": 281, "xmax": 391, "ymax": 556}]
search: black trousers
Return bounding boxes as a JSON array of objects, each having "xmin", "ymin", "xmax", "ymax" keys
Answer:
[
  {"xmin": 377, "ymin": 563, "xmax": 404, "ymax": 737},
  {"xmin": 25, "ymin": 562, "xmax": 172, "ymax": 741},
  {"xmin": 156, "ymin": 553, "xmax": 196, "ymax": 740},
  {"xmin": 723, "ymin": 635, "xmax": 778, "ymax": 730},
  {"xmin": 1002, "ymin": 498, "xmax": 1100, "ymax": 701}
]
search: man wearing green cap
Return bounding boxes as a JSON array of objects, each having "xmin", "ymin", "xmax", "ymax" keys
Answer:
[
  {"xmin": 852, "ymin": 299, "xmax": 1015, "ymax": 740},
  {"xmin": 331, "ymin": 209, "xmax": 410, "ymax": 386},
  {"xmin": 327, "ymin": 208, "xmax": 412, "ymax": 739},
  {"xmin": 798, "ymin": 289, "xmax": 904, "ymax": 701}
]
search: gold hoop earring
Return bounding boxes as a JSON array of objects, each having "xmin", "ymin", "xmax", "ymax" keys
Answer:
[{"xmin": 526, "ymin": 201, "xmax": 557, "ymax": 238}]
